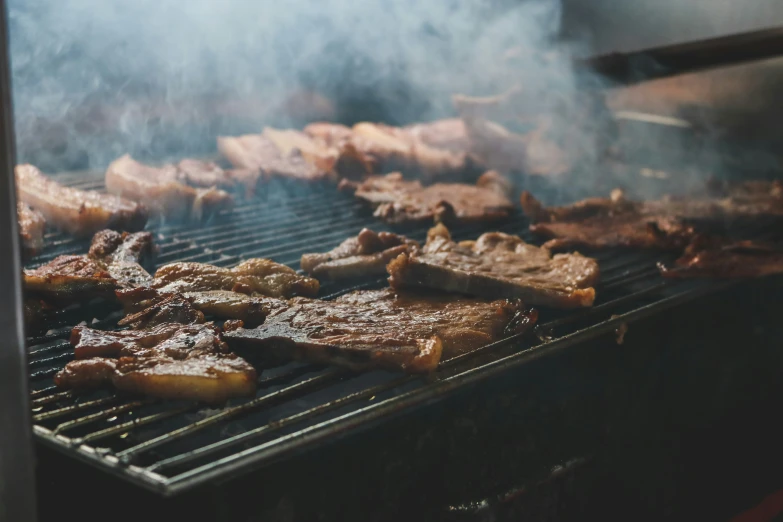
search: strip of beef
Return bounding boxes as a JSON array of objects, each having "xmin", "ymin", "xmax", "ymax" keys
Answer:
[
  {"xmin": 217, "ymin": 133, "xmax": 334, "ymax": 184},
  {"xmin": 340, "ymin": 171, "xmax": 513, "ymax": 226},
  {"xmin": 520, "ymin": 190, "xmax": 699, "ymax": 251},
  {"xmin": 388, "ymin": 224, "xmax": 598, "ymax": 309},
  {"xmin": 16, "ymin": 164, "xmax": 147, "ymax": 237},
  {"xmin": 24, "ymin": 230, "xmax": 154, "ymax": 302},
  {"xmin": 18, "ymin": 202, "xmax": 45, "ymax": 256},
  {"xmin": 659, "ymin": 238, "xmax": 783, "ymax": 279},
  {"xmin": 262, "ymin": 127, "xmax": 340, "ymax": 173},
  {"xmin": 55, "ymin": 322, "xmax": 256, "ymax": 403},
  {"xmin": 224, "ymin": 288, "xmax": 536, "ymax": 373},
  {"xmin": 301, "ymin": 228, "xmax": 419, "ymax": 281},
  {"xmin": 105, "ymin": 155, "xmax": 234, "ymax": 221},
  {"xmin": 151, "ymin": 258, "xmax": 319, "ymax": 298}
]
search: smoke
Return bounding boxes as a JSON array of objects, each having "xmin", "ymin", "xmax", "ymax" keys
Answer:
[{"xmin": 7, "ymin": 0, "xmax": 571, "ymax": 172}]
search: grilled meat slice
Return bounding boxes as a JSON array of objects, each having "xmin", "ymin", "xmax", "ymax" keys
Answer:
[
  {"xmin": 152, "ymin": 258, "xmax": 319, "ymax": 298},
  {"xmin": 57, "ymin": 322, "xmax": 257, "ymax": 403},
  {"xmin": 520, "ymin": 190, "xmax": 698, "ymax": 251},
  {"xmin": 224, "ymin": 288, "xmax": 536, "ymax": 373},
  {"xmin": 388, "ymin": 223, "xmax": 598, "ymax": 309},
  {"xmin": 176, "ymin": 159, "xmax": 236, "ymax": 189},
  {"xmin": 302, "ymin": 122, "xmax": 354, "ymax": 147},
  {"xmin": 183, "ymin": 291, "xmax": 283, "ymax": 327},
  {"xmin": 111, "ymin": 352, "xmax": 256, "ymax": 403},
  {"xmin": 350, "ymin": 122, "xmax": 479, "ymax": 181},
  {"xmin": 403, "ymin": 118, "xmax": 470, "ymax": 153},
  {"xmin": 88, "ymin": 230, "xmax": 155, "ymax": 289},
  {"xmin": 54, "ymin": 358, "xmax": 118, "ymax": 389},
  {"xmin": 117, "ymin": 293, "xmax": 205, "ymax": 329},
  {"xmin": 659, "ymin": 238, "xmax": 783, "ymax": 279},
  {"xmin": 340, "ymin": 171, "xmax": 513, "ymax": 226},
  {"xmin": 16, "ymin": 164, "xmax": 147, "ymax": 237},
  {"xmin": 24, "ymin": 230, "xmax": 154, "ymax": 302},
  {"xmin": 69, "ymin": 322, "xmax": 202, "ymax": 359},
  {"xmin": 18, "ymin": 202, "xmax": 45, "ymax": 255},
  {"xmin": 117, "ymin": 286, "xmax": 279, "ymax": 328},
  {"xmin": 303, "ymin": 121, "xmax": 481, "ymax": 180},
  {"xmin": 105, "ymin": 154, "xmax": 234, "ymax": 220},
  {"xmin": 24, "ymin": 255, "xmax": 116, "ymax": 301},
  {"xmin": 217, "ymin": 133, "xmax": 334, "ymax": 183},
  {"xmin": 520, "ymin": 184, "xmax": 783, "ymax": 252},
  {"xmin": 301, "ymin": 228, "xmax": 419, "ymax": 280},
  {"xmin": 262, "ymin": 127, "xmax": 339, "ymax": 174}
]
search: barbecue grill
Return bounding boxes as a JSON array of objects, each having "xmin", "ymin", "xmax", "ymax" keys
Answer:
[{"xmin": 5, "ymin": 2, "xmax": 783, "ymax": 521}]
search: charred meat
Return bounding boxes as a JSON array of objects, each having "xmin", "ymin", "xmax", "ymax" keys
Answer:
[
  {"xmin": 388, "ymin": 223, "xmax": 599, "ymax": 309},
  {"xmin": 105, "ymin": 154, "xmax": 234, "ymax": 221},
  {"xmin": 117, "ymin": 293, "xmax": 205, "ymax": 329},
  {"xmin": 520, "ymin": 190, "xmax": 698, "ymax": 251},
  {"xmin": 340, "ymin": 171, "xmax": 513, "ymax": 226},
  {"xmin": 18, "ymin": 202, "xmax": 45, "ymax": 256},
  {"xmin": 659, "ymin": 238, "xmax": 783, "ymax": 279},
  {"xmin": 16, "ymin": 164, "xmax": 147, "ymax": 237},
  {"xmin": 24, "ymin": 230, "xmax": 154, "ymax": 302},
  {"xmin": 224, "ymin": 288, "xmax": 536, "ymax": 373},
  {"xmin": 24, "ymin": 255, "xmax": 117, "ymax": 302},
  {"xmin": 521, "ymin": 184, "xmax": 783, "ymax": 252},
  {"xmin": 55, "ymin": 322, "xmax": 257, "ymax": 403},
  {"xmin": 151, "ymin": 258, "xmax": 319, "ymax": 298},
  {"xmin": 301, "ymin": 228, "xmax": 419, "ymax": 280}
]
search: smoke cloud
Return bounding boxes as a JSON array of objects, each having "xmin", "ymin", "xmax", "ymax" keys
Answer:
[{"xmin": 7, "ymin": 0, "xmax": 573, "ymax": 171}]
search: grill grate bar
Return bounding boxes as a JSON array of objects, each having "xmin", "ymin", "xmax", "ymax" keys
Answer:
[
  {"xmin": 115, "ymin": 370, "xmax": 348, "ymax": 462},
  {"xmin": 77, "ymin": 406, "xmax": 197, "ymax": 444},
  {"xmin": 148, "ymin": 375, "xmax": 414, "ymax": 473},
  {"xmin": 31, "ymin": 390, "xmax": 73, "ymax": 408},
  {"xmin": 52, "ymin": 401, "xmax": 147, "ymax": 435},
  {"xmin": 32, "ymin": 395, "xmax": 123, "ymax": 422}
]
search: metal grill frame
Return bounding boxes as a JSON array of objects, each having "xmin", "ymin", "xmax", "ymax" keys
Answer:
[{"xmin": 23, "ymin": 171, "xmax": 741, "ymax": 497}]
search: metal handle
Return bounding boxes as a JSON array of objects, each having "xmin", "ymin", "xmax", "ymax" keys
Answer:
[
  {"xmin": 580, "ymin": 26, "xmax": 783, "ymax": 85},
  {"xmin": 0, "ymin": 0, "xmax": 38, "ymax": 519}
]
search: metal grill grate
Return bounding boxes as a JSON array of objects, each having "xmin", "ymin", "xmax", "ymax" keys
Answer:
[{"xmin": 25, "ymin": 172, "xmax": 735, "ymax": 496}]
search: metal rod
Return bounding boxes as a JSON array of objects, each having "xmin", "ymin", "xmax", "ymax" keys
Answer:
[
  {"xmin": 581, "ymin": 26, "xmax": 783, "ymax": 85},
  {"xmin": 0, "ymin": 0, "xmax": 38, "ymax": 517}
]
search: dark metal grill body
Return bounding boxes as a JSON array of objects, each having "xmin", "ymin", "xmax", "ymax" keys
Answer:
[{"xmin": 25, "ymin": 170, "xmax": 745, "ymax": 506}]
